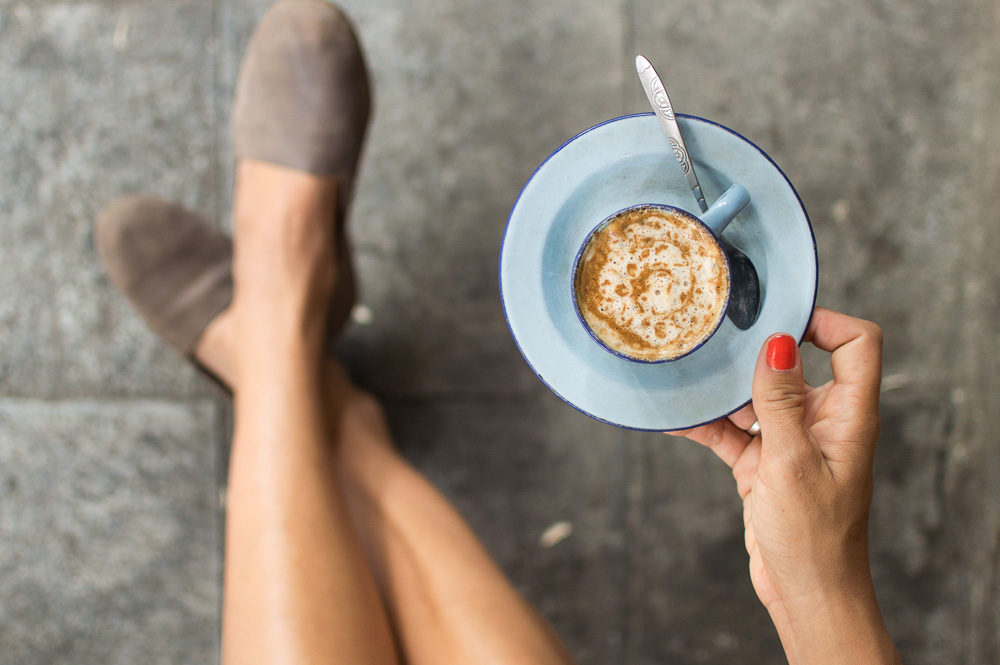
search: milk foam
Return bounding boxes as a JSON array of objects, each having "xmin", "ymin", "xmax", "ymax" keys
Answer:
[{"xmin": 574, "ymin": 206, "xmax": 730, "ymax": 362}]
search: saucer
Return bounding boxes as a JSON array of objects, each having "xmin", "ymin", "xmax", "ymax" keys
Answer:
[{"xmin": 499, "ymin": 113, "xmax": 817, "ymax": 431}]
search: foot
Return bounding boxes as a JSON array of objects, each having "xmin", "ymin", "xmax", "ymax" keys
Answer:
[
  {"xmin": 233, "ymin": 0, "xmax": 370, "ymax": 187},
  {"xmin": 234, "ymin": 0, "xmax": 372, "ymax": 336},
  {"xmin": 230, "ymin": 161, "xmax": 341, "ymax": 383},
  {"xmin": 94, "ymin": 177, "xmax": 345, "ymax": 391},
  {"xmin": 95, "ymin": 196, "xmax": 233, "ymax": 358},
  {"xmin": 96, "ymin": 1, "xmax": 370, "ymax": 386},
  {"xmin": 194, "ymin": 160, "xmax": 338, "ymax": 388}
]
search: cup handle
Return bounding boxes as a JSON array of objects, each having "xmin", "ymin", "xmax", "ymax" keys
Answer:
[{"xmin": 699, "ymin": 183, "xmax": 751, "ymax": 235}]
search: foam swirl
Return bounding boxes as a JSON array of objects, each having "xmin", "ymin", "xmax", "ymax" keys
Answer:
[{"xmin": 574, "ymin": 206, "xmax": 730, "ymax": 362}]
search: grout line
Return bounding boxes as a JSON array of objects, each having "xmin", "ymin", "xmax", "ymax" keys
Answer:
[
  {"xmin": 0, "ymin": 390, "xmax": 557, "ymax": 408},
  {"xmin": 210, "ymin": 5, "xmax": 230, "ymax": 656},
  {"xmin": 621, "ymin": 0, "xmax": 638, "ymax": 118},
  {"xmin": 0, "ymin": 387, "xmax": 546, "ymax": 407},
  {"xmin": 212, "ymin": 389, "xmax": 230, "ymax": 664},
  {"xmin": 210, "ymin": 0, "xmax": 222, "ymax": 226},
  {"xmin": 621, "ymin": 433, "xmax": 646, "ymax": 665},
  {"xmin": 0, "ymin": 396, "xmax": 221, "ymax": 409},
  {"xmin": 609, "ymin": 425, "xmax": 632, "ymax": 665},
  {"xmin": 617, "ymin": 8, "xmax": 638, "ymax": 663}
]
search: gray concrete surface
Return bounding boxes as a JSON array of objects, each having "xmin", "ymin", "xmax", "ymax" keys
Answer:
[{"xmin": 1, "ymin": 0, "xmax": 998, "ymax": 663}]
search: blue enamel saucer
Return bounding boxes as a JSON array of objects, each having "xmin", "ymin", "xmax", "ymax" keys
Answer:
[{"xmin": 499, "ymin": 113, "xmax": 818, "ymax": 431}]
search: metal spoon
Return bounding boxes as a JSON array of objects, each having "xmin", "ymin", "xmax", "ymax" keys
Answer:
[{"xmin": 635, "ymin": 55, "xmax": 761, "ymax": 330}]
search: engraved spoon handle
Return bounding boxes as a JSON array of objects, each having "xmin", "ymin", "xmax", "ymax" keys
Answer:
[{"xmin": 635, "ymin": 55, "xmax": 708, "ymax": 213}]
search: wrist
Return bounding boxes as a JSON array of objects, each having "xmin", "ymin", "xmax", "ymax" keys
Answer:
[{"xmin": 773, "ymin": 586, "xmax": 900, "ymax": 665}]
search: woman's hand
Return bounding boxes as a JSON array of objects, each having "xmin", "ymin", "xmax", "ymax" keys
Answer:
[{"xmin": 671, "ymin": 307, "xmax": 900, "ymax": 664}]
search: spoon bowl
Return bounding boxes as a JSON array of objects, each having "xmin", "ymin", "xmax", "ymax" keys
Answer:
[{"xmin": 721, "ymin": 239, "xmax": 761, "ymax": 330}]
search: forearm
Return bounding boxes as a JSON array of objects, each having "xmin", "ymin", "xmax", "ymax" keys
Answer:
[{"xmin": 223, "ymin": 349, "xmax": 395, "ymax": 665}]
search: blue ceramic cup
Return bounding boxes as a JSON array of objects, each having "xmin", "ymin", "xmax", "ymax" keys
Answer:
[{"xmin": 571, "ymin": 183, "xmax": 750, "ymax": 363}]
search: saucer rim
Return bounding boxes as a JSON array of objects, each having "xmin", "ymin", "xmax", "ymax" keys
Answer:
[{"xmin": 499, "ymin": 112, "xmax": 819, "ymax": 431}]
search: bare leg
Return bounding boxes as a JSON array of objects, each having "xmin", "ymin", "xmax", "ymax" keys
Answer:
[
  {"xmin": 220, "ymin": 160, "xmax": 398, "ymax": 665},
  {"xmin": 200, "ymin": 163, "xmax": 575, "ymax": 665},
  {"xmin": 333, "ymin": 388, "xmax": 577, "ymax": 665}
]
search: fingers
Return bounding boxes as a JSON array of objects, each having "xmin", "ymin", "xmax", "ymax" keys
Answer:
[
  {"xmin": 733, "ymin": 438, "xmax": 761, "ymax": 499},
  {"xmin": 669, "ymin": 418, "xmax": 754, "ymax": 469},
  {"xmin": 805, "ymin": 307, "xmax": 883, "ymax": 408},
  {"xmin": 728, "ymin": 403, "xmax": 758, "ymax": 431},
  {"xmin": 803, "ymin": 308, "xmax": 883, "ymax": 469},
  {"xmin": 751, "ymin": 333, "xmax": 819, "ymax": 466}
]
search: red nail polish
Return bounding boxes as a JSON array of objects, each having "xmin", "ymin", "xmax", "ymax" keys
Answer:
[{"xmin": 767, "ymin": 334, "xmax": 797, "ymax": 371}]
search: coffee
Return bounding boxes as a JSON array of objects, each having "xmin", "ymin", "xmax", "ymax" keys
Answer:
[{"xmin": 573, "ymin": 205, "xmax": 730, "ymax": 362}]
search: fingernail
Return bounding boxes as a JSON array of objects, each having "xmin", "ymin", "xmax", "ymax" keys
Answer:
[{"xmin": 767, "ymin": 334, "xmax": 797, "ymax": 371}]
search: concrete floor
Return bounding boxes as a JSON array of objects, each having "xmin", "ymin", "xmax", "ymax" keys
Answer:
[{"xmin": 2, "ymin": 0, "xmax": 999, "ymax": 663}]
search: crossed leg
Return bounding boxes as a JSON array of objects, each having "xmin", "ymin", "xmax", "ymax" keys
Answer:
[{"xmin": 202, "ymin": 161, "xmax": 575, "ymax": 665}]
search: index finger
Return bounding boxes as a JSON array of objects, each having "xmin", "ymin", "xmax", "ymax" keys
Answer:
[
  {"xmin": 668, "ymin": 418, "xmax": 753, "ymax": 469},
  {"xmin": 804, "ymin": 307, "xmax": 883, "ymax": 403}
]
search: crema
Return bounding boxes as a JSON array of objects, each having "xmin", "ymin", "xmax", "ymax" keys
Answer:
[{"xmin": 574, "ymin": 205, "xmax": 730, "ymax": 362}]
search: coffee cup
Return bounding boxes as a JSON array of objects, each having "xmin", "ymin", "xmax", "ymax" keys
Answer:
[{"xmin": 571, "ymin": 183, "xmax": 750, "ymax": 363}]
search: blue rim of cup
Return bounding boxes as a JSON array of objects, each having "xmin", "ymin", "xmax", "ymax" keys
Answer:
[
  {"xmin": 499, "ymin": 112, "xmax": 819, "ymax": 431},
  {"xmin": 569, "ymin": 203, "xmax": 733, "ymax": 364}
]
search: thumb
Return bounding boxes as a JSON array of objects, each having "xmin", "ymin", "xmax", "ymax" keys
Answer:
[{"xmin": 752, "ymin": 333, "xmax": 814, "ymax": 462}]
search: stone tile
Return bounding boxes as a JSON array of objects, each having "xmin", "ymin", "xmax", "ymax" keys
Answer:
[
  {"xmin": 0, "ymin": 398, "xmax": 222, "ymax": 665},
  {"xmin": 937, "ymin": 164, "xmax": 1000, "ymax": 665},
  {"xmin": 871, "ymin": 389, "xmax": 965, "ymax": 663},
  {"xmin": 0, "ymin": 1, "xmax": 222, "ymax": 399},
  {"xmin": 384, "ymin": 393, "xmax": 629, "ymax": 665},
  {"xmin": 623, "ymin": 432, "xmax": 783, "ymax": 664},
  {"xmin": 873, "ymin": 384, "xmax": 999, "ymax": 665},
  {"xmin": 218, "ymin": 0, "xmax": 630, "ymax": 397}
]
